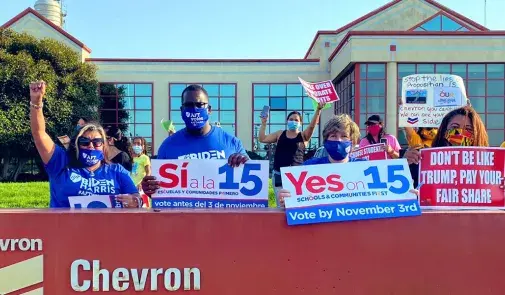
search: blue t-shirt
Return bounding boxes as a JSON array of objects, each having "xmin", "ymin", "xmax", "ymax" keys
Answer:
[
  {"xmin": 303, "ymin": 156, "xmax": 367, "ymax": 166},
  {"xmin": 157, "ymin": 126, "xmax": 247, "ymax": 160},
  {"xmin": 44, "ymin": 146, "xmax": 138, "ymax": 208}
]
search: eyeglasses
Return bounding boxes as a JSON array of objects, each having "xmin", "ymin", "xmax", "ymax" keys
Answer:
[
  {"xmin": 78, "ymin": 137, "xmax": 104, "ymax": 148},
  {"xmin": 182, "ymin": 102, "xmax": 209, "ymax": 108}
]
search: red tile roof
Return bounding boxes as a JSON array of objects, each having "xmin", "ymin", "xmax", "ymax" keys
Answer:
[{"xmin": 1, "ymin": 7, "xmax": 91, "ymax": 53}]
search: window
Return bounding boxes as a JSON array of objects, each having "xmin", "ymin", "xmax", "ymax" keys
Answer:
[
  {"xmin": 169, "ymin": 83, "xmax": 237, "ymax": 136},
  {"xmin": 252, "ymin": 83, "xmax": 320, "ymax": 157},
  {"xmin": 358, "ymin": 63, "xmax": 387, "ymax": 137},
  {"xmin": 334, "ymin": 66, "xmax": 355, "ymax": 122},
  {"xmin": 397, "ymin": 64, "xmax": 505, "ymax": 146},
  {"xmin": 99, "ymin": 83, "xmax": 153, "ymax": 155},
  {"xmin": 412, "ymin": 13, "xmax": 472, "ymax": 31}
]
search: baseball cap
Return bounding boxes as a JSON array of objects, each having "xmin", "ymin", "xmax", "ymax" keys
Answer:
[{"xmin": 365, "ymin": 115, "xmax": 382, "ymax": 125}]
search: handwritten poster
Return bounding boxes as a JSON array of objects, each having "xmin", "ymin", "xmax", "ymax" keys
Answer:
[
  {"xmin": 298, "ymin": 77, "xmax": 339, "ymax": 103},
  {"xmin": 419, "ymin": 147, "xmax": 505, "ymax": 209},
  {"xmin": 399, "ymin": 74, "xmax": 467, "ymax": 128},
  {"xmin": 349, "ymin": 143, "xmax": 387, "ymax": 161}
]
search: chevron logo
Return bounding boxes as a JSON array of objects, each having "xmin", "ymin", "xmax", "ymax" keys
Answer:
[
  {"xmin": 407, "ymin": 117, "xmax": 419, "ymax": 124},
  {"xmin": 0, "ymin": 238, "xmax": 43, "ymax": 294}
]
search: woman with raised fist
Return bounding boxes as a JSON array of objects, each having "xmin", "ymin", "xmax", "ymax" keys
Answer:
[{"xmin": 29, "ymin": 81, "xmax": 141, "ymax": 208}]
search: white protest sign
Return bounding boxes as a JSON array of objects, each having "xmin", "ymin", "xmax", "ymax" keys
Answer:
[
  {"xmin": 399, "ymin": 74, "xmax": 467, "ymax": 127},
  {"xmin": 151, "ymin": 159, "xmax": 269, "ymax": 209},
  {"xmin": 280, "ymin": 159, "xmax": 420, "ymax": 226},
  {"xmin": 69, "ymin": 195, "xmax": 123, "ymax": 208}
]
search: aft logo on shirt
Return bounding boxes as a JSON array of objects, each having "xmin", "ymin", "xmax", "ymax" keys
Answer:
[{"xmin": 178, "ymin": 150, "xmax": 226, "ymax": 159}]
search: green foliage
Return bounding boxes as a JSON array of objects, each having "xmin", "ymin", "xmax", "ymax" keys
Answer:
[
  {"xmin": 0, "ymin": 181, "xmax": 278, "ymax": 208},
  {"xmin": 0, "ymin": 29, "xmax": 101, "ymax": 164}
]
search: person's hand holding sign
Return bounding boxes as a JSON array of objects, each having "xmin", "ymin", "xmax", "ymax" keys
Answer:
[
  {"xmin": 228, "ymin": 153, "xmax": 249, "ymax": 168},
  {"xmin": 116, "ymin": 194, "xmax": 142, "ymax": 208},
  {"xmin": 404, "ymin": 148, "xmax": 421, "ymax": 165},
  {"xmin": 141, "ymin": 175, "xmax": 160, "ymax": 196}
]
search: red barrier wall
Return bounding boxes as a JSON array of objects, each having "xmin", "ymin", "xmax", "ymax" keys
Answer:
[{"xmin": 1, "ymin": 209, "xmax": 505, "ymax": 294}]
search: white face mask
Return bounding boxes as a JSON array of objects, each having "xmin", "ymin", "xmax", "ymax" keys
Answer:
[{"xmin": 132, "ymin": 145, "xmax": 143, "ymax": 154}]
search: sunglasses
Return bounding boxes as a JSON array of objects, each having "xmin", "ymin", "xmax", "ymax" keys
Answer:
[
  {"xmin": 182, "ymin": 102, "xmax": 209, "ymax": 108},
  {"xmin": 78, "ymin": 137, "xmax": 104, "ymax": 148}
]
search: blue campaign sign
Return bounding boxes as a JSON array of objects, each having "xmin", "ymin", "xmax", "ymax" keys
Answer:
[
  {"xmin": 150, "ymin": 159, "xmax": 270, "ymax": 209},
  {"xmin": 280, "ymin": 159, "xmax": 421, "ymax": 226},
  {"xmin": 68, "ymin": 195, "xmax": 123, "ymax": 209}
]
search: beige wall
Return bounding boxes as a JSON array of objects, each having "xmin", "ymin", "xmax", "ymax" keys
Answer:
[
  {"xmin": 90, "ymin": 61, "xmax": 331, "ymax": 153},
  {"xmin": 8, "ymin": 14, "xmax": 87, "ymax": 61},
  {"xmin": 306, "ymin": 0, "xmax": 444, "ymax": 61}
]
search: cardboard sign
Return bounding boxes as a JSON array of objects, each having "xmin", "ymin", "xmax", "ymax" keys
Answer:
[
  {"xmin": 68, "ymin": 195, "xmax": 123, "ymax": 208},
  {"xmin": 298, "ymin": 77, "xmax": 339, "ymax": 103},
  {"xmin": 399, "ymin": 74, "xmax": 467, "ymax": 127},
  {"xmin": 419, "ymin": 147, "xmax": 505, "ymax": 209},
  {"xmin": 280, "ymin": 159, "xmax": 420, "ymax": 226},
  {"xmin": 349, "ymin": 143, "xmax": 387, "ymax": 161},
  {"xmin": 151, "ymin": 159, "xmax": 269, "ymax": 209}
]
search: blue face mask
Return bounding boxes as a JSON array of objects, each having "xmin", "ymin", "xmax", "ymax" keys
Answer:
[
  {"xmin": 324, "ymin": 140, "xmax": 352, "ymax": 161},
  {"xmin": 79, "ymin": 149, "xmax": 104, "ymax": 167},
  {"xmin": 75, "ymin": 124, "xmax": 82, "ymax": 132},
  {"xmin": 132, "ymin": 145, "xmax": 143, "ymax": 154},
  {"xmin": 182, "ymin": 107, "xmax": 209, "ymax": 130},
  {"xmin": 287, "ymin": 121, "xmax": 300, "ymax": 131}
]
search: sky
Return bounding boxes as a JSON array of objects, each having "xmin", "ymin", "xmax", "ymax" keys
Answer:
[{"xmin": 1, "ymin": 0, "xmax": 505, "ymax": 59}]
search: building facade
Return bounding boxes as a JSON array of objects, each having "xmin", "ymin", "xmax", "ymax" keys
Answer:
[{"xmin": 3, "ymin": 0, "xmax": 505, "ymax": 156}]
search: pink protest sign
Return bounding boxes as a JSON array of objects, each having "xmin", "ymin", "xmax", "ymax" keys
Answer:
[
  {"xmin": 349, "ymin": 143, "xmax": 387, "ymax": 161},
  {"xmin": 298, "ymin": 77, "xmax": 339, "ymax": 103}
]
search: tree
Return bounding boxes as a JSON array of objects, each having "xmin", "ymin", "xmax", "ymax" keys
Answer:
[{"xmin": 0, "ymin": 29, "xmax": 101, "ymax": 181}]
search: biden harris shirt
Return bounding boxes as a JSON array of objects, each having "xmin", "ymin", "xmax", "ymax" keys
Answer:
[
  {"xmin": 157, "ymin": 125, "xmax": 247, "ymax": 160},
  {"xmin": 44, "ymin": 145, "xmax": 138, "ymax": 208}
]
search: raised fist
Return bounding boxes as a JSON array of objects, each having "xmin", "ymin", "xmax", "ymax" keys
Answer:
[{"xmin": 29, "ymin": 81, "xmax": 46, "ymax": 103}]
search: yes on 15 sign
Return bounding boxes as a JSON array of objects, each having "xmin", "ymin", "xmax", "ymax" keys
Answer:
[
  {"xmin": 151, "ymin": 159, "xmax": 269, "ymax": 209},
  {"xmin": 281, "ymin": 159, "xmax": 421, "ymax": 226},
  {"xmin": 68, "ymin": 195, "xmax": 124, "ymax": 208}
]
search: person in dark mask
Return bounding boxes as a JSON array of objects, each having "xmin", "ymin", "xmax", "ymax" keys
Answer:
[
  {"xmin": 403, "ymin": 105, "xmax": 488, "ymax": 187},
  {"xmin": 104, "ymin": 126, "xmax": 133, "ymax": 172},
  {"xmin": 29, "ymin": 81, "xmax": 141, "ymax": 208},
  {"xmin": 141, "ymin": 84, "xmax": 248, "ymax": 195}
]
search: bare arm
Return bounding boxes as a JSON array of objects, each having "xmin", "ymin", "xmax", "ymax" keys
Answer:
[
  {"xmin": 145, "ymin": 165, "xmax": 151, "ymax": 176},
  {"xmin": 258, "ymin": 116, "xmax": 280, "ymax": 143},
  {"xmin": 302, "ymin": 102, "xmax": 325, "ymax": 141},
  {"xmin": 29, "ymin": 81, "xmax": 55, "ymax": 164},
  {"xmin": 404, "ymin": 127, "xmax": 415, "ymax": 144}
]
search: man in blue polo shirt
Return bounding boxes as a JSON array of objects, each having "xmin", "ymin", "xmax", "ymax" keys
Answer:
[{"xmin": 142, "ymin": 84, "xmax": 249, "ymax": 195}]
